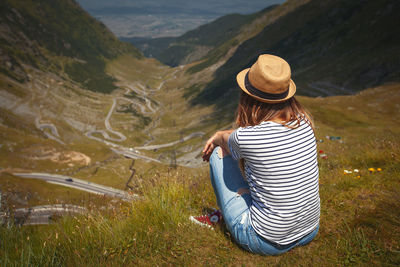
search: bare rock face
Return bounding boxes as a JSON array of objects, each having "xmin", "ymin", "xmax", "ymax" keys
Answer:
[{"xmin": 21, "ymin": 146, "xmax": 92, "ymax": 166}]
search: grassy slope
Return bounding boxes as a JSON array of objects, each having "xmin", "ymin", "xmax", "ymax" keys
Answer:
[
  {"xmin": 192, "ymin": 0, "xmax": 400, "ymax": 106},
  {"xmin": 1, "ymin": 83, "xmax": 399, "ymax": 266},
  {"xmin": 0, "ymin": 0, "xmax": 142, "ymax": 93}
]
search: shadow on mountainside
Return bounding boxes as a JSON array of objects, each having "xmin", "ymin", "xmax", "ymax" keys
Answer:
[{"xmin": 190, "ymin": 0, "xmax": 400, "ymax": 113}]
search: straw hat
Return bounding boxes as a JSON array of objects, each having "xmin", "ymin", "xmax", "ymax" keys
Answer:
[{"xmin": 236, "ymin": 54, "xmax": 296, "ymax": 103}]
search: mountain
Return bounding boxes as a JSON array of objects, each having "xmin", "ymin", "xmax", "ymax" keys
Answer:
[
  {"xmin": 0, "ymin": 0, "xmax": 215, "ymax": 173},
  {"xmin": 191, "ymin": 0, "xmax": 400, "ymax": 107},
  {"xmin": 124, "ymin": 5, "xmax": 280, "ymax": 67},
  {"xmin": 1, "ymin": 0, "xmax": 399, "ymax": 265},
  {"xmin": 77, "ymin": 0, "xmax": 285, "ymax": 38},
  {"xmin": 77, "ymin": 0, "xmax": 283, "ymax": 15},
  {"xmin": 0, "ymin": 0, "xmax": 142, "ymax": 93}
]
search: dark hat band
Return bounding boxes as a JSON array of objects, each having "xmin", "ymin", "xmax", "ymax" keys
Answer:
[{"xmin": 245, "ymin": 73, "xmax": 289, "ymax": 100}]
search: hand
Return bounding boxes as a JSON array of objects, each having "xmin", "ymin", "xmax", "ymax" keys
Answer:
[
  {"xmin": 202, "ymin": 132, "xmax": 219, "ymax": 162},
  {"xmin": 202, "ymin": 130, "xmax": 234, "ymax": 162}
]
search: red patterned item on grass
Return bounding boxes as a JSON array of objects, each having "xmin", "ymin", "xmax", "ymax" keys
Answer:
[{"xmin": 189, "ymin": 209, "xmax": 223, "ymax": 229}]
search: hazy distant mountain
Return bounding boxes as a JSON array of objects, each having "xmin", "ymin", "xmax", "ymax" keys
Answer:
[
  {"xmin": 75, "ymin": 0, "xmax": 285, "ymax": 38},
  {"xmin": 124, "ymin": 5, "xmax": 278, "ymax": 67},
  {"xmin": 77, "ymin": 0, "xmax": 282, "ymax": 14},
  {"xmin": 0, "ymin": 0, "xmax": 141, "ymax": 93},
  {"xmin": 191, "ymin": 0, "xmax": 400, "ymax": 107}
]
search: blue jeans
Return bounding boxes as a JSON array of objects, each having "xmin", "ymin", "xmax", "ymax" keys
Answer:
[{"xmin": 209, "ymin": 147, "xmax": 319, "ymax": 255}]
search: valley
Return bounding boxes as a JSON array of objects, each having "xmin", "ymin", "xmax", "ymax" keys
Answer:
[
  {"xmin": 0, "ymin": 53, "xmax": 217, "ymax": 232},
  {"xmin": 1, "ymin": 0, "xmax": 399, "ymax": 265},
  {"xmin": 0, "ymin": 54, "xmax": 214, "ymax": 181}
]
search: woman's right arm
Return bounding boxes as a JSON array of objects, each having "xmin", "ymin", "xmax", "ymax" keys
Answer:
[{"xmin": 202, "ymin": 130, "xmax": 234, "ymax": 162}]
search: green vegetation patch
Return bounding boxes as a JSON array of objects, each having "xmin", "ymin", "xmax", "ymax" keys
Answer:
[
  {"xmin": 182, "ymin": 84, "xmax": 203, "ymax": 99},
  {"xmin": 186, "ymin": 38, "xmax": 239, "ymax": 74},
  {"xmin": 0, "ymin": 78, "xmax": 27, "ymax": 98},
  {"xmin": 116, "ymin": 104, "xmax": 151, "ymax": 129},
  {"xmin": 123, "ymin": 91, "xmax": 145, "ymax": 103},
  {"xmin": 64, "ymin": 57, "xmax": 117, "ymax": 94}
]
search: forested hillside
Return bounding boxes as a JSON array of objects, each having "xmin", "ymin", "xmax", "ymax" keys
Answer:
[
  {"xmin": 192, "ymin": 0, "xmax": 400, "ymax": 107},
  {"xmin": 0, "ymin": 0, "xmax": 142, "ymax": 93}
]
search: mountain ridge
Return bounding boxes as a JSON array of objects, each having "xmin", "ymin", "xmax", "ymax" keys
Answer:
[
  {"xmin": 125, "ymin": 5, "xmax": 279, "ymax": 67},
  {"xmin": 0, "ymin": 0, "xmax": 142, "ymax": 93},
  {"xmin": 190, "ymin": 0, "xmax": 400, "ymax": 108}
]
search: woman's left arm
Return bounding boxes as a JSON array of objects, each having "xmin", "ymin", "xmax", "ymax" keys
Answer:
[{"xmin": 202, "ymin": 130, "xmax": 234, "ymax": 162}]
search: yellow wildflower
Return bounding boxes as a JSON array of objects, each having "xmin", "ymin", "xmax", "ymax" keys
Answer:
[
  {"xmin": 377, "ymin": 168, "xmax": 382, "ymax": 172},
  {"xmin": 368, "ymin": 168, "xmax": 375, "ymax": 173}
]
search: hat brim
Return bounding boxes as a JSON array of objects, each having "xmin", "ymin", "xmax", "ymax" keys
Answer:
[{"xmin": 236, "ymin": 68, "xmax": 296, "ymax": 103}]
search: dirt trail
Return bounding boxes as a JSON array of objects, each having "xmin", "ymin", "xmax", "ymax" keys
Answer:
[{"xmin": 31, "ymin": 78, "xmax": 66, "ymax": 145}]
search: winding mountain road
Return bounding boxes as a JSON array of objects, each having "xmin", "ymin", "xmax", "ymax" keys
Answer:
[
  {"xmin": 14, "ymin": 77, "xmax": 65, "ymax": 145},
  {"xmin": 104, "ymin": 98, "xmax": 127, "ymax": 141},
  {"xmin": 35, "ymin": 117, "xmax": 65, "ymax": 145},
  {"xmin": 0, "ymin": 204, "xmax": 87, "ymax": 225},
  {"xmin": 83, "ymin": 77, "xmax": 203, "ymax": 164},
  {"xmin": 12, "ymin": 172, "xmax": 138, "ymax": 202},
  {"xmin": 134, "ymin": 132, "xmax": 205, "ymax": 150},
  {"xmin": 110, "ymin": 147, "xmax": 161, "ymax": 163},
  {"xmin": 85, "ymin": 83, "xmax": 159, "ymax": 144}
]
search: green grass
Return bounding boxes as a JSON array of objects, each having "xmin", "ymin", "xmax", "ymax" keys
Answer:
[{"xmin": 1, "ymin": 153, "xmax": 399, "ymax": 266}]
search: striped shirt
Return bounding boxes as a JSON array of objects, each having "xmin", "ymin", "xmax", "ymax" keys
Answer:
[{"xmin": 228, "ymin": 119, "xmax": 320, "ymax": 245}]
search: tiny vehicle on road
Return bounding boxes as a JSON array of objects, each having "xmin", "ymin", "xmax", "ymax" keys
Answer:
[{"xmin": 65, "ymin": 178, "xmax": 73, "ymax": 182}]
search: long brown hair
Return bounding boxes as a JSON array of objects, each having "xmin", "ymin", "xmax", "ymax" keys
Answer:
[
  {"xmin": 235, "ymin": 91, "xmax": 313, "ymax": 129},
  {"xmin": 235, "ymin": 91, "xmax": 314, "ymax": 176}
]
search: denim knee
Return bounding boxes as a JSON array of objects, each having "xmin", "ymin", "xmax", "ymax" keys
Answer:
[{"xmin": 209, "ymin": 147, "xmax": 220, "ymax": 164}]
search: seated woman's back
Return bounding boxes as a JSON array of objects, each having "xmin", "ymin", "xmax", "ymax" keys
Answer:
[
  {"xmin": 229, "ymin": 118, "xmax": 320, "ymax": 245},
  {"xmin": 197, "ymin": 54, "xmax": 320, "ymax": 255}
]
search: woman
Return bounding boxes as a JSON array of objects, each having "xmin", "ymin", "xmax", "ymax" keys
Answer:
[{"xmin": 191, "ymin": 54, "xmax": 320, "ymax": 255}]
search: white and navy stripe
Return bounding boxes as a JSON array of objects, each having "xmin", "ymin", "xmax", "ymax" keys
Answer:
[{"xmin": 228, "ymin": 120, "xmax": 320, "ymax": 245}]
